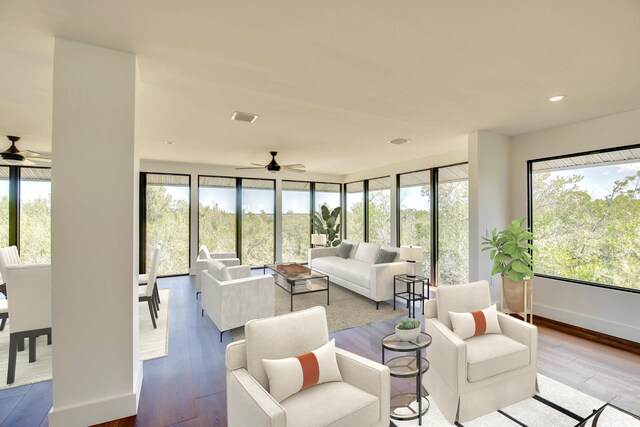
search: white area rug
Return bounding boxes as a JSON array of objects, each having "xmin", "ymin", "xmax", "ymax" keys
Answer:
[
  {"xmin": 0, "ymin": 288, "xmax": 170, "ymax": 390},
  {"xmin": 393, "ymin": 374, "xmax": 640, "ymax": 426}
]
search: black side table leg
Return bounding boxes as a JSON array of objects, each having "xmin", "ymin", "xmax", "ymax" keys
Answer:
[{"xmin": 417, "ymin": 348, "xmax": 422, "ymax": 426}]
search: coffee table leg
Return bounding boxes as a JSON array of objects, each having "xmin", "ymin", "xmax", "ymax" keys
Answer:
[{"xmin": 393, "ymin": 278, "xmax": 396, "ymax": 311}]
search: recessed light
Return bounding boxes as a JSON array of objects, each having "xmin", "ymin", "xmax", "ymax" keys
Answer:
[
  {"xmin": 231, "ymin": 111, "xmax": 259, "ymax": 123},
  {"xmin": 165, "ymin": 141, "xmax": 175, "ymax": 145},
  {"xmin": 388, "ymin": 138, "xmax": 410, "ymax": 145},
  {"xmin": 548, "ymin": 95, "xmax": 566, "ymax": 102}
]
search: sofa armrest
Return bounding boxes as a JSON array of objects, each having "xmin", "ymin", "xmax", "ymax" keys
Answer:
[
  {"xmin": 369, "ymin": 261, "xmax": 408, "ymax": 302},
  {"xmin": 308, "ymin": 247, "xmax": 339, "ymax": 265},
  {"xmin": 425, "ymin": 318, "xmax": 467, "ymax": 394},
  {"xmin": 335, "ymin": 347, "xmax": 390, "ymax": 425},
  {"xmin": 227, "ymin": 368, "xmax": 286, "ymax": 427},
  {"xmin": 497, "ymin": 312, "xmax": 538, "ymax": 365},
  {"xmin": 228, "ymin": 265, "xmax": 251, "ymax": 280},
  {"xmin": 195, "ymin": 259, "xmax": 208, "ymax": 293}
]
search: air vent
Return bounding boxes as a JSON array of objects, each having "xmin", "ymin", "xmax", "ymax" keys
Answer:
[
  {"xmin": 231, "ymin": 111, "xmax": 259, "ymax": 123},
  {"xmin": 388, "ymin": 138, "xmax": 410, "ymax": 145}
]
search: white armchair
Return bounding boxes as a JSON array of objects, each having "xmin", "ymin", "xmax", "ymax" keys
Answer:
[
  {"xmin": 5, "ymin": 264, "xmax": 52, "ymax": 384},
  {"xmin": 202, "ymin": 259, "xmax": 274, "ymax": 341},
  {"xmin": 423, "ymin": 280, "xmax": 538, "ymax": 423},
  {"xmin": 0, "ymin": 246, "xmax": 22, "ymax": 296},
  {"xmin": 226, "ymin": 306, "xmax": 390, "ymax": 427},
  {"xmin": 195, "ymin": 245, "xmax": 240, "ymax": 299}
]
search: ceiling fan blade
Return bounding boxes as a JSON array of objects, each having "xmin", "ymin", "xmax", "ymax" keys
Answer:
[
  {"xmin": 251, "ymin": 163, "xmax": 266, "ymax": 167},
  {"xmin": 283, "ymin": 166, "xmax": 305, "ymax": 173},
  {"xmin": 280, "ymin": 163, "xmax": 305, "ymax": 168},
  {"xmin": 19, "ymin": 159, "xmax": 37, "ymax": 166},
  {"xmin": 31, "ymin": 157, "xmax": 51, "ymax": 163},
  {"xmin": 17, "ymin": 150, "xmax": 42, "ymax": 157},
  {"xmin": 235, "ymin": 166, "xmax": 266, "ymax": 170}
]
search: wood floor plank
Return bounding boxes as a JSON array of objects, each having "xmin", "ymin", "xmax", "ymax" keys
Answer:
[
  {"xmin": 1, "ymin": 380, "xmax": 51, "ymax": 427},
  {"xmin": 0, "ymin": 395, "xmax": 22, "ymax": 425},
  {"xmin": 194, "ymin": 391, "xmax": 227, "ymax": 427}
]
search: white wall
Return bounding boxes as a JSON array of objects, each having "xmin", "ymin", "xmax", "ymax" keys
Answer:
[
  {"xmin": 468, "ymin": 131, "xmax": 510, "ymax": 302},
  {"xmin": 510, "ymin": 108, "xmax": 640, "ymax": 342},
  {"xmin": 50, "ymin": 39, "xmax": 141, "ymax": 426}
]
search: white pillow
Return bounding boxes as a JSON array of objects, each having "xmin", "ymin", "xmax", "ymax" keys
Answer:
[
  {"xmin": 449, "ymin": 304, "xmax": 502, "ymax": 340},
  {"xmin": 206, "ymin": 259, "xmax": 231, "ymax": 281},
  {"xmin": 354, "ymin": 242, "xmax": 381, "ymax": 264},
  {"xmin": 262, "ymin": 339, "xmax": 343, "ymax": 402}
]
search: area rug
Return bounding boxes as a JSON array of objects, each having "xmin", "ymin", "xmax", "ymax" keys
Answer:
[
  {"xmin": 393, "ymin": 374, "xmax": 640, "ymax": 426},
  {"xmin": 0, "ymin": 289, "xmax": 170, "ymax": 390},
  {"xmin": 231, "ymin": 281, "xmax": 409, "ymax": 341}
]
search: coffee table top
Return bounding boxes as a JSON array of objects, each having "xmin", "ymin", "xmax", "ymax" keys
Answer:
[{"xmin": 265, "ymin": 262, "xmax": 327, "ymax": 280}]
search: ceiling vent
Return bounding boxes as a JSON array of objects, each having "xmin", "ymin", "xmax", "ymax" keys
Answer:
[
  {"xmin": 231, "ymin": 111, "xmax": 259, "ymax": 123},
  {"xmin": 388, "ymin": 138, "xmax": 410, "ymax": 145}
]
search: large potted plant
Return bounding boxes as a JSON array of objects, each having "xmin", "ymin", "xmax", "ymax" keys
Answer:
[
  {"xmin": 481, "ymin": 218, "xmax": 536, "ymax": 319},
  {"xmin": 313, "ymin": 205, "xmax": 342, "ymax": 247}
]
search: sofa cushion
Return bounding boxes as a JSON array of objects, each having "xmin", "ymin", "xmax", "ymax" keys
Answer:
[
  {"xmin": 354, "ymin": 242, "xmax": 381, "ymax": 264},
  {"xmin": 380, "ymin": 245, "xmax": 401, "ymax": 262},
  {"xmin": 342, "ymin": 240, "xmax": 360, "ymax": 258},
  {"xmin": 436, "ymin": 281, "xmax": 491, "ymax": 330},
  {"xmin": 465, "ymin": 334, "xmax": 529, "ymax": 382},
  {"xmin": 336, "ymin": 243, "xmax": 353, "ymax": 259},
  {"xmin": 449, "ymin": 304, "xmax": 501, "ymax": 340},
  {"xmin": 281, "ymin": 380, "xmax": 379, "ymax": 427},
  {"xmin": 312, "ymin": 256, "xmax": 371, "ymax": 288},
  {"xmin": 375, "ymin": 249, "xmax": 397, "ymax": 264},
  {"xmin": 262, "ymin": 339, "xmax": 343, "ymax": 402},
  {"xmin": 206, "ymin": 259, "xmax": 231, "ymax": 282}
]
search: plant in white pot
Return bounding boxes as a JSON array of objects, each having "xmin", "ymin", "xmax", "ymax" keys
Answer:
[
  {"xmin": 481, "ymin": 218, "xmax": 537, "ymax": 323},
  {"xmin": 395, "ymin": 319, "xmax": 421, "ymax": 341}
]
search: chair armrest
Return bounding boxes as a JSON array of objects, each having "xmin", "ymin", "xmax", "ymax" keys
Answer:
[
  {"xmin": 226, "ymin": 340, "xmax": 247, "ymax": 371},
  {"xmin": 497, "ymin": 312, "xmax": 538, "ymax": 364},
  {"xmin": 424, "ymin": 318, "xmax": 467, "ymax": 393},
  {"xmin": 228, "ymin": 265, "xmax": 251, "ymax": 280},
  {"xmin": 369, "ymin": 261, "xmax": 408, "ymax": 302},
  {"xmin": 335, "ymin": 347, "xmax": 390, "ymax": 424},
  {"xmin": 308, "ymin": 247, "xmax": 339, "ymax": 265},
  {"xmin": 195, "ymin": 259, "xmax": 208, "ymax": 293},
  {"xmin": 217, "ymin": 258, "xmax": 241, "ymax": 267},
  {"xmin": 227, "ymin": 368, "xmax": 286, "ymax": 427}
]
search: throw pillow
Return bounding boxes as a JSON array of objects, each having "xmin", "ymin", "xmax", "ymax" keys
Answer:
[
  {"xmin": 336, "ymin": 243, "xmax": 353, "ymax": 259},
  {"xmin": 449, "ymin": 304, "xmax": 501, "ymax": 340},
  {"xmin": 375, "ymin": 249, "xmax": 397, "ymax": 264},
  {"xmin": 198, "ymin": 247, "xmax": 209, "ymax": 259},
  {"xmin": 262, "ymin": 339, "xmax": 343, "ymax": 402}
]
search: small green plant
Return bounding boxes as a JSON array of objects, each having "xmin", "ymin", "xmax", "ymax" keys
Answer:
[
  {"xmin": 313, "ymin": 205, "xmax": 342, "ymax": 247},
  {"xmin": 481, "ymin": 218, "xmax": 537, "ymax": 282},
  {"xmin": 396, "ymin": 319, "xmax": 420, "ymax": 330}
]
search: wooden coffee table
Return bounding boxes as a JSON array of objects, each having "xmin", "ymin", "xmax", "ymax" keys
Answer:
[{"xmin": 263, "ymin": 262, "xmax": 330, "ymax": 311}]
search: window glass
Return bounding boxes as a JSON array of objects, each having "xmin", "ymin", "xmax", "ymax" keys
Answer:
[
  {"xmin": 20, "ymin": 168, "xmax": 51, "ymax": 264},
  {"xmin": 146, "ymin": 174, "xmax": 190, "ymax": 275},
  {"xmin": 437, "ymin": 164, "xmax": 469, "ymax": 285},
  {"xmin": 241, "ymin": 179, "xmax": 275, "ymax": 266},
  {"xmin": 282, "ymin": 181, "xmax": 311, "ymax": 263},
  {"xmin": 199, "ymin": 176, "xmax": 237, "ymax": 254},
  {"xmin": 399, "ymin": 170, "xmax": 431, "ymax": 278},
  {"xmin": 367, "ymin": 177, "xmax": 391, "ymax": 245},
  {"xmin": 531, "ymin": 148, "xmax": 640, "ymax": 290},
  {"xmin": 345, "ymin": 181, "xmax": 365, "ymax": 241}
]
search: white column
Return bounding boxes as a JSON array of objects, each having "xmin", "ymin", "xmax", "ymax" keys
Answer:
[
  {"xmin": 49, "ymin": 39, "xmax": 141, "ymax": 426},
  {"xmin": 468, "ymin": 131, "xmax": 510, "ymax": 302}
]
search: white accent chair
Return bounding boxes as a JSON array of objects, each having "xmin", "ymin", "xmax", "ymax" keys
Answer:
[
  {"xmin": 139, "ymin": 247, "xmax": 160, "ymax": 329},
  {"xmin": 195, "ymin": 245, "xmax": 240, "ymax": 299},
  {"xmin": 225, "ymin": 306, "xmax": 391, "ymax": 427},
  {"xmin": 0, "ymin": 246, "xmax": 22, "ymax": 297},
  {"xmin": 0, "ymin": 299, "xmax": 7, "ymax": 331},
  {"xmin": 202, "ymin": 259, "xmax": 274, "ymax": 342},
  {"xmin": 139, "ymin": 246, "xmax": 161, "ymax": 310},
  {"xmin": 423, "ymin": 280, "xmax": 538, "ymax": 423},
  {"xmin": 5, "ymin": 264, "xmax": 52, "ymax": 384}
]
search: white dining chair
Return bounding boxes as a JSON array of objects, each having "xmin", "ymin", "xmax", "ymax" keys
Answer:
[
  {"xmin": 139, "ymin": 246, "xmax": 161, "ymax": 310},
  {"xmin": 139, "ymin": 247, "xmax": 160, "ymax": 328}
]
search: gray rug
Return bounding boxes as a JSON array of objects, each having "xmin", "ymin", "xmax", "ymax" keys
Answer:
[{"xmin": 231, "ymin": 282, "xmax": 408, "ymax": 341}]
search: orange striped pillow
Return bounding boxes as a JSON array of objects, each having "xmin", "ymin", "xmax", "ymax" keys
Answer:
[
  {"xmin": 262, "ymin": 339, "xmax": 343, "ymax": 402},
  {"xmin": 448, "ymin": 304, "xmax": 502, "ymax": 340}
]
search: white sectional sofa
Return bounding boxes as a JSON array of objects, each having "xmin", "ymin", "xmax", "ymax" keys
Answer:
[{"xmin": 308, "ymin": 240, "xmax": 408, "ymax": 308}]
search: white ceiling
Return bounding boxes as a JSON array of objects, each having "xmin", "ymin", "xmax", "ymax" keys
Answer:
[{"xmin": 1, "ymin": 0, "xmax": 639, "ymax": 175}]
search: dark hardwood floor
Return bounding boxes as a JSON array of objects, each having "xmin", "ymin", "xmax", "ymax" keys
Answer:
[{"xmin": 0, "ymin": 275, "xmax": 638, "ymax": 426}]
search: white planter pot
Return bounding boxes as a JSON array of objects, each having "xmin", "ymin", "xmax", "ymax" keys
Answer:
[{"xmin": 395, "ymin": 325, "xmax": 420, "ymax": 341}]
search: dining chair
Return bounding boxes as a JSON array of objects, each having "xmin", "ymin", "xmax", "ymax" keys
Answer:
[
  {"xmin": 0, "ymin": 246, "xmax": 22, "ymax": 297},
  {"xmin": 139, "ymin": 246, "xmax": 161, "ymax": 310},
  {"xmin": 139, "ymin": 246, "xmax": 160, "ymax": 328}
]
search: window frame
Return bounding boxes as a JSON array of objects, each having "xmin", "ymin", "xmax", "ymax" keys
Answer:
[{"xmin": 526, "ymin": 143, "xmax": 640, "ymax": 294}]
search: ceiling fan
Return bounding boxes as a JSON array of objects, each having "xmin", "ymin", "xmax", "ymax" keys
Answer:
[
  {"xmin": 236, "ymin": 151, "xmax": 305, "ymax": 173},
  {"xmin": 0, "ymin": 136, "xmax": 51, "ymax": 166}
]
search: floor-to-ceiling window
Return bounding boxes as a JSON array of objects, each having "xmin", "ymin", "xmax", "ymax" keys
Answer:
[
  {"xmin": 345, "ymin": 181, "xmax": 365, "ymax": 241},
  {"xmin": 282, "ymin": 181, "xmax": 311, "ymax": 263},
  {"xmin": 20, "ymin": 168, "xmax": 51, "ymax": 264},
  {"xmin": 241, "ymin": 178, "xmax": 275, "ymax": 266},
  {"xmin": 399, "ymin": 170, "xmax": 431, "ymax": 279},
  {"xmin": 437, "ymin": 164, "xmax": 469, "ymax": 285},
  {"xmin": 0, "ymin": 167, "xmax": 8, "ymax": 248},
  {"xmin": 313, "ymin": 182, "xmax": 342, "ymax": 246},
  {"xmin": 198, "ymin": 176, "xmax": 237, "ymax": 254},
  {"xmin": 367, "ymin": 177, "xmax": 391, "ymax": 245},
  {"xmin": 145, "ymin": 173, "xmax": 190, "ymax": 276}
]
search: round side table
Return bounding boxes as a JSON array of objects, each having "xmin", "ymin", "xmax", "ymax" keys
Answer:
[{"xmin": 382, "ymin": 332, "xmax": 432, "ymax": 425}]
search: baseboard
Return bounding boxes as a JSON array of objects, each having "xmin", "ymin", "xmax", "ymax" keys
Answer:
[
  {"xmin": 48, "ymin": 389, "xmax": 140, "ymax": 427},
  {"xmin": 533, "ymin": 315, "xmax": 640, "ymax": 356}
]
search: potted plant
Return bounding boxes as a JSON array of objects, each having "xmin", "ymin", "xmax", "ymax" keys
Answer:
[
  {"xmin": 313, "ymin": 205, "xmax": 342, "ymax": 247},
  {"xmin": 395, "ymin": 319, "xmax": 421, "ymax": 341},
  {"xmin": 481, "ymin": 218, "xmax": 536, "ymax": 320}
]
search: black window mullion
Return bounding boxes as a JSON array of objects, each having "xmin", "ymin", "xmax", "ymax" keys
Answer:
[
  {"xmin": 8, "ymin": 166, "xmax": 19, "ymax": 250},
  {"xmin": 139, "ymin": 172, "xmax": 147, "ymax": 274},
  {"xmin": 431, "ymin": 168, "xmax": 439, "ymax": 287},
  {"xmin": 363, "ymin": 180, "xmax": 369, "ymax": 242},
  {"xmin": 236, "ymin": 178, "xmax": 242, "ymax": 264}
]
